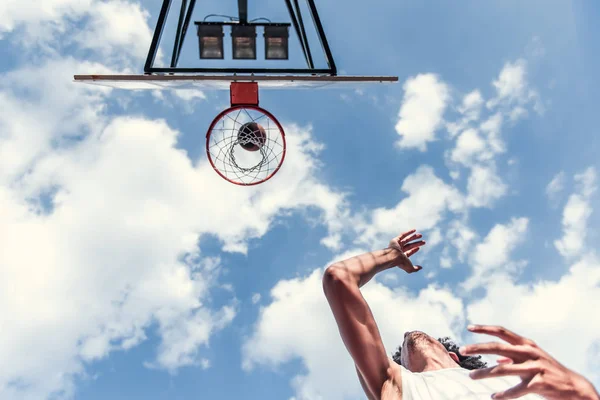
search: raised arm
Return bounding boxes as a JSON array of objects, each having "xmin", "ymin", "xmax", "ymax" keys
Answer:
[
  {"xmin": 322, "ymin": 230, "xmax": 425, "ymax": 400},
  {"xmin": 356, "ymin": 364, "xmax": 378, "ymax": 400}
]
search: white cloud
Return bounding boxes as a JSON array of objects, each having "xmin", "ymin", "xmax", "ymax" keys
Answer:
[
  {"xmin": 466, "ymin": 165, "xmax": 508, "ymax": 208},
  {"xmin": 479, "ymin": 113, "xmax": 505, "ymax": 156},
  {"xmin": 445, "ymin": 61, "xmax": 543, "ymax": 215},
  {"xmin": 379, "ymin": 272, "xmax": 401, "ymax": 286},
  {"xmin": 508, "ymin": 106, "xmax": 528, "ymax": 121},
  {"xmin": 446, "ymin": 61, "xmax": 539, "ymax": 205},
  {"xmin": 445, "ymin": 219, "xmax": 477, "ymax": 263},
  {"xmin": 173, "ymin": 89, "xmax": 207, "ymax": 101},
  {"xmin": 356, "ymin": 166, "xmax": 465, "ymax": 247},
  {"xmin": 0, "ymin": 58, "xmax": 114, "ymax": 186},
  {"xmin": 491, "ymin": 60, "xmax": 527, "ymax": 102},
  {"xmin": 74, "ymin": 1, "xmax": 153, "ymax": 62},
  {"xmin": 0, "ymin": 0, "xmax": 92, "ymax": 36},
  {"xmin": 149, "ymin": 304, "xmax": 236, "ymax": 372},
  {"xmin": 251, "ymin": 293, "xmax": 262, "ymax": 304},
  {"xmin": 462, "ymin": 217, "xmax": 529, "ymax": 290},
  {"xmin": 243, "ymin": 267, "xmax": 465, "ymax": 400},
  {"xmin": 200, "ymin": 358, "xmax": 211, "ymax": 370},
  {"xmin": 526, "ymin": 36, "xmax": 546, "ymax": 58},
  {"xmin": 0, "ymin": 0, "xmax": 155, "ymax": 64},
  {"xmin": 425, "ymin": 228, "xmax": 443, "ymax": 249},
  {"xmin": 395, "ymin": 74, "xmax": 450, "ymax": 151},
  {"xmin": 450, "ymin": 128, "xmax": 486, "ymax": 166},
  {"xmin": 0, "ymin": 115, "xmax": 240, "ymax": 398},
  {"xmin": 447, "ymin": 112, "xmax": 505, "ymax": 171},
  {"xmin": 576, "ymin": 167, "xmax": 597, "ymax": 198},
  {"xmin": 0, "ymin": 57, "xmax": 350, "ymax": 400},
  {"xmin": 467, "ymin": 254, "xmax": 600, "ymax": 387},
  {"xmin": 486, "ymin": 59, "xmax": 542, "ymax": 116},
  {"xmin": 320, "ymin": 233, "xmax": 343, "ymax": 251},
  {"xmin": 546, "ymin": 171, "xmax": 566, "ymax": 201},
  {"xmin": 555, "ymin": 168, "xmax": 597, "ymax": 258},
  {"xmin": 462, "ymin": 168, "xmax": 598, "ymax": 387},
  {"xmin": 425, "ymin": 271, "xmax": 438, "ymax": 279},
  {"xmin": 458, "ymin": 90, "xmax": 484, "ymax": 122},
  {"xmin": 439, "ymin": 256, "xmax": 452, "ymax": 269}
]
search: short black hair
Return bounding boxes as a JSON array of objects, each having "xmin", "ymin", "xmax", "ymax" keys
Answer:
[{"xmin": 391, "ymin": 336, "xmax": 488, "ymax": 370}]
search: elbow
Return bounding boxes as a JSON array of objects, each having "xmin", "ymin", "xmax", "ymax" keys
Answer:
[
  {"xmin": 323, "ymin": 264, "xmax": 345, "ymax": 283},
  {"xmin": 323, "ymin": 265, "xmax": 352, "ymax": 293}
]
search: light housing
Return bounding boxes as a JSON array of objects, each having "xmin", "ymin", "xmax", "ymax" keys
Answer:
[
  {"xmin": 264, "ymin": 25, "xmax": 289, "ymax": 60},
  {"xmin": 231, "ymin": 24, "xmax": 257, "ymax": 60},
  {"xmin": 196, "ymin": 23, "xmax": 224, "ymax": 59}
]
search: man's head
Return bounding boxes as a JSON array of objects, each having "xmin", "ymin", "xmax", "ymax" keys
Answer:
[{"xmin": 392, "ymin": 331, "xmax": 488, "ymax": 372}]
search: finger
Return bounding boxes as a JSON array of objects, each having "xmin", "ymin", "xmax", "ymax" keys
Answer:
[
  {"xmin": 397, "ymin": 229, "xmax": 416, "ymax": 242},
  {"xmin": 401, "ymin": 233, "xmax": 422, "ymax": 245},
  {"xmin": 459, "ymin": 342, "xmax": 534, "ymax": 360},
  {"xmin": 405, "ymin": 247, "xmax": 420, "ymax": 257},
  {"xmin": 469, "ymin": 363, "xmax": 540, "ymax": 380},
  {"xmin": 467, "ymin": 325, "xmax": 533, "ymax": 346},
  {"xmin": 403, "ymin": 240, "xmax": 426, "ymax": 252},
  {"xmin": 407, "ymin": 265, "xmax": 422, "ymax": 273},
  {"xmin": 497, "ymin": 357, "xmax": 513, "ymax": 364},
  {"xmin": 491, "ymin": 379, "xmax": 532, "ymax": 400}
]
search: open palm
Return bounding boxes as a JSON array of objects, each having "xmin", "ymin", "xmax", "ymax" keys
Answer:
[{"xmin": 388, "ymin": 229, "xmax": 426, "ymax": 274}]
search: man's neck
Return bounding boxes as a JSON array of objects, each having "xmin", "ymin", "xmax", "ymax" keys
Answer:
[{"xmin": 412, "ymin": 356, "xmax": 460, "ymax": 372}]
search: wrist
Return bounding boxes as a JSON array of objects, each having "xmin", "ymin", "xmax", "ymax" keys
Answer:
[
  {"xmin": 381, "ymin": 247, "xmax": 403, "ymax": 269},
  {"xmin": 574, "ymin": 374, "xmax": 600, "ymax": 400},
  {"xmin": 329, "ymin": 247, "xmax": 403, "ymax": 288}
]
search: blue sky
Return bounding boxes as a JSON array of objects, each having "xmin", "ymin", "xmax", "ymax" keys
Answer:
[{"xmin": 1, "ymin": 1, "xmax": 599, "ymax": 399}]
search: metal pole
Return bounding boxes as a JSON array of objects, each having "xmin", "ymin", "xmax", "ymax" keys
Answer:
[
  {"xmin": 238, "ymin": 0, "xmax": 248, "ymax": 23},
  {"xmin": 170, "ymin": 0, "xmax": 188, "ymax": 67},
  {"xmin": 284, "ymin": 0, "xmax": 310, "ymax": 68},
  {"xmin": 145, "ymin": 0, "xmax": 174, "ymax": 73},
  {"xmin": 292, "ymin": 0, "xmax": 314, "ymax": 69},
  {"xmin": 175, "ymin": 0, "xmax": 198, "ymax": 66},
  {"xmin": 304, "ymin": 0, "xmax": 336, "ymax": 75}
]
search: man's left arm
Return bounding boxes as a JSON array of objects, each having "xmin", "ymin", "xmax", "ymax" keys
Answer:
[{"xmin": 356, "ymin": 364, "xmax": 377, "ymax": 400}]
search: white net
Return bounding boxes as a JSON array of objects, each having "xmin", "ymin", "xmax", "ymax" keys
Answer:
[{"xmin": 206, "ymin": 106, "xmax": 286, "ymax": 185}]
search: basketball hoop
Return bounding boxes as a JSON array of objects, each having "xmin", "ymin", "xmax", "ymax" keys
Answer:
[
  {"xmin": 73, "ymin": 0, "xmax": 399, "ymax": 185},
  {"xmin": 205, "ymin": 83, "xmax": 286, "ymax": 185}
]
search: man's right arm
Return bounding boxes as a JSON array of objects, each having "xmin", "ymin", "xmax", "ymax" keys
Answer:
[{"xmin": 464, "ymin": 325, "xmax": 600, "ymax": 400}]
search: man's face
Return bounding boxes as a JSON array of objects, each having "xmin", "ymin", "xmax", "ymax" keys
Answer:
[{"xmin": 400, "ymin": 331, "xmax": 450, "ymax": 371}]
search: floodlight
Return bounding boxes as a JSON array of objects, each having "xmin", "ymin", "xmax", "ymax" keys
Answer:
[
  {"xmin": 197, "ymin": 23, "xmax": 224, "ymax": 59},
  {"xmin": 264, "ymin": 25, "xmax": 289, "ymax": 60},
  {"xmin": 232, "ymin": 24, "xmax": 257, "ymax": 59}
]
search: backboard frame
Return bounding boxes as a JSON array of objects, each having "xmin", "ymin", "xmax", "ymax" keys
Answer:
[
  {"xmin": 72, "ymin": 74, "xmax": 399, "ymax": 90},
  {"xmin": 145, "ymin": 0, "xmax": 338, "ymax": 76}
]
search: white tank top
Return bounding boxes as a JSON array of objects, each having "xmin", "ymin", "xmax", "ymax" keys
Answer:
[{"xmin": 400, "ymin": 366, "xmax": 545, "ymax": 400}]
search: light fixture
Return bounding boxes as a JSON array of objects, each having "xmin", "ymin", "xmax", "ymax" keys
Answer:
[
  {"xmin": 264, "ymin": 25, "xmax": 289, "ymax": 60},
  {"xmin": 196, "ymin": 23, "xmax": 224, "ymax": 59},
  {"xmin": 231, "ymin": 24, "xmax": 257, "ymax": 59}
]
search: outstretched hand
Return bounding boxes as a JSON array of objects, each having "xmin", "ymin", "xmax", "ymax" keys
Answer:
[
  {"xmin": 461, "ymin": 325, "xmax": 600, "ymax": 400},
  {"xmin": 388, "ymin": 229, "xmax": 426, "ymax": 274}
]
